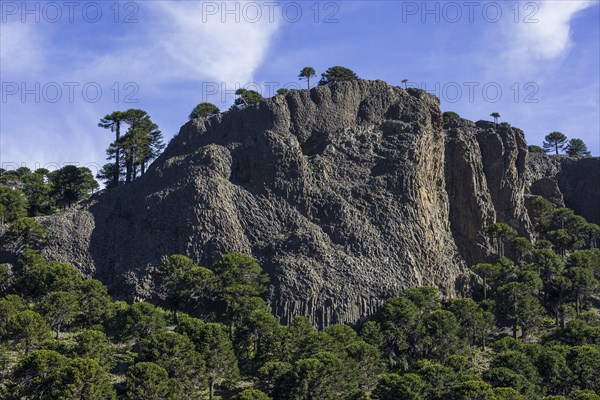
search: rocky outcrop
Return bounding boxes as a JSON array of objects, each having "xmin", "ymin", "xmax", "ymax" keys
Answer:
[
  {"xmin": 2, "ymin": 80, "xmax": 595, "ymax": 326},
  {"xmin": 527, "ymin": 154, "xmax": 600, "ymax": 224}
]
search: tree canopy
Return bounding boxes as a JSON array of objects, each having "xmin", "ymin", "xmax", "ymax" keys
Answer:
[
  {"xmin": 319, "ymin": 66, "xmax": 359, "ymax": 85},
  {"xmin": 544, "ymin": 132, "xmax": 568, "ymax": 155}
]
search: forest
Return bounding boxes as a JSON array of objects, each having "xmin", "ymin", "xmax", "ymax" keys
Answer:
[{"xmin": 0, "ymin": 193, "xmax": 599, "ymax": 399}]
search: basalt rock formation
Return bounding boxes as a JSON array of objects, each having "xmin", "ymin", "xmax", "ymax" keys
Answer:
[
  {"xmin": 527, "ymin": 154, "xmax": 600, "ymax": 225},
  {"xmin": 2, "ymin": 80, "xmax": 597, "ymax": 326}
]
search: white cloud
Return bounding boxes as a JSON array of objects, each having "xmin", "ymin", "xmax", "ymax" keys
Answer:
[
  {"xmin": 78, "ymin": 1, "xmax": 282, "ymax": 88},
  {"xmin": 1, "ymin": 1, "xmax": 282, "ymax": 170},
  {"xmin": 505, "ymin": 0, "xmax": 595, "ymax": 62},
  {"xmin": 0, "ymin": 22, "xmax": 46, "ymax": 75}
]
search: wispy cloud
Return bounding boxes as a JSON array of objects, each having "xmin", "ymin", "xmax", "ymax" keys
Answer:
[
  {"xmin": 503, "ymin": 0, "xmax": 595, "ymax": 68},
  {"xmin": 0, "ymin": 22, "xmax": 47, "ymax": 75},
  {"xmin": 1, "ymin": 1, "xmax": 282, "ymax": 170}
]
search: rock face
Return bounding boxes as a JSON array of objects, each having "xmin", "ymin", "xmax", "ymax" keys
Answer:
[
  {"xmin": 527, "ymin": 154, "xmax": 600, "ymax": 224},
  {"xmin": 444, "ymin": 119, "xmax": 532, "ymax": 266},
  {"xmin": 2, "ymin": 80, "xmax": 597, "ymax": 326}
]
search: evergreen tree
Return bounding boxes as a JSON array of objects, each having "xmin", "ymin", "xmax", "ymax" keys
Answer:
[
  {"xmin": 98, "ymin": 111, "xmax": 126, "ymax": 187},
  {"xmin": 189, "ymin": 102, "xmax": 220, "ymax": 120},
  {"xmin": 544, "ymin": 132, "xmax": 568, "ymax": 155},
  {"xmin": 298, "ymin": 67, "xmax": 316, "ymax": 89},
  {"xmin": 48, "ymin": 165, "xmax": 98, "ymax": 208},
  {"xmin": 319, "ymin": 66, "xmax": 359, "ymax": 85},
  {"xmin": 564, "ymin": 138, "xmax": 591, "ymax": 158},
  {"xmin": 234, "ymin": 89, "xmax": 263, "ymax": 106},
  {"xmin": 0, "ymin": 186, "xmax": 28, "ymax": 223}
]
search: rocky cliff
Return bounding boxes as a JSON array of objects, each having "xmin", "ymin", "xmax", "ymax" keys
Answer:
[
  {"xmin": 3, "ymin": 80, "xmax": 597, "ymax": 326},
  {"xmin": 527, "ymin": 154, "xmax": 600, "ymax": 224}
]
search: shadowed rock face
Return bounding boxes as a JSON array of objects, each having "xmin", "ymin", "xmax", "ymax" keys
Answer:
[
  {"xmin": 3, "ymin": 80, "xmax": 596, "ymax": 326},
  {"xmin": 528, "ymin": 154, "xmax": 600, "ymax": 225}
]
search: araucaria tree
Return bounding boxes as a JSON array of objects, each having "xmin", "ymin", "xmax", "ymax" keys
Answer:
[
  {"xmin": 543, "ymin": 131, "xmax": 568, "ymax": 155},
  {"xmin": 564, "ymin": 138, "xmax": 591, "ymax": 158},
  {"xmin": 319, "ymin": 66, "xmax": 359, "ymax": 85},
  {"xmin": 98, "ymin": 109, "xmax": 164, "ymax": 186},
  {"xmin": 98, "ymin": 111, "xmax": 126, "ymax": 188},
  {"xmin": 490, "ymin": 112, "xmax": 500, "ymax": 125},
  {"xmin": 298, "ymin": 67, "xmax": 316, "ymax": 90},
  {"xmin": 234, "ymin": 89, "xmax": 263, "ymax": 106},
  {"xmin": 189, "ymin": 102, "xmax": 220, "ymax": 120}
]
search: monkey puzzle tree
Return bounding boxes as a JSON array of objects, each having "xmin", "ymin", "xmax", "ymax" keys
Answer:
[
  {"xmin": 298, "ymin": 67, "xmax": 316, "ymax": 90},
  {"xmin": 189, "ymin": 102, "xmax": 220, "ymax": 120},
  {"xmin": 99, "ymin": 111, "xmax": 126, "ymax": 187},
  {"xmin": 442, "ymin": 111, "xmax": 460, "ymax": 124},
  {"xmin": 48, "ymin": 165, "xmax": 98, "ymax": 209},
  {"xmin": 564, "ymin": 138, "xmax": 591, "ymax": 158},
  {"xmin": 0, "ymin": 186, "xmax": 28, "ymax": 224},
  {"xmin": 120, "ymin": 109, "xmax": 164, "ymax": 180},
  {"xmin": 6, "ymin": 217, "xmax": 47, "ymax": 253},
  {"xmin": 486, "ymin": 222, "xmax": 517, "ymax": 258},
  {"xmin": 490, "ymin": 112, "xmax": 501, "ymax": 125},
  {"xmin": 319, "ymin": 66, "xmax": 359, "ymax": 85},
  {"xmin": 543, "ymin": 131, "xmax": 568, "ymax": 155},
  {"xmin": 234, "ymin": 89, "xmax": 263, "ymax": 106},
  {"xmin": 38, "ymin": 291, "xmax": 80, "ymax": 339}
]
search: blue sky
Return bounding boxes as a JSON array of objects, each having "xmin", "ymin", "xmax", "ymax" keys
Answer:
[{"xmin": 1, "ymin": 0, "xmax": 599, "ymax": 176}]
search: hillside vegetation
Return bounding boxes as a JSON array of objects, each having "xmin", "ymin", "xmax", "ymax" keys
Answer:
[{"xmin": 1, "ymin": 198, "xmax": 599, "ymax": 399}]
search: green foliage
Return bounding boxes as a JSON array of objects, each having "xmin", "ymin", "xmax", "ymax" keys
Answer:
[
  {"xmin": 125, "ymin": 302, "xmax": 166, "ymax": 340},
  {"xmin": 0, "ymin": 186, "xmax": 28, "ymax": 223},
  {"xmin": 373, "ymin": 373, "xmax": 425, "ymax": 400},
  {"xmin": 48, "ymin": 165, "xmax": 98, "ymax": 209},
  {"xmin": 486, "ymin": 222, "xmax": 517, "ymax": 258},
  {"xmin": 0, "ymin": 236, "xmax": 598, "ymax": 400},
  {"xmin": 319, "ymin": 66, "xmax": 359, "ymax": 85},
  {"xmin": 73, "ymin": 330, "xmax": 114, "ymax": 368},
  {"xmin": 17, "ymin": 259, "xmax": 82, "ymax": 298},
  {"xmin": 6, "ymin": 217, "xmax": 47, "ymax": 254},
  {"xmin": 12, "ymin": 310, "xmax": 53, "ymax": 353},
  {"xmin": 235, "ymin": 89, "xmax": 263, "ymax": 106},
  {"xmin": 449, "ymin": 298, "xmax": 495, "ymax": 349},
  {"xmin": 496, "ymin": 282, "xmax": 544, "ymax": 339},
  {"xmin": 529, "ymin": 145, "xmax": 545, "ymax": 153},
  {"xmin": 155, "ymin": 254, "xmax": 216, "ymax": 318},
  {"xmin": 189, "ymin": 102, "xmax": 220, "ymax": 119},
  {"xmin": 78, "ymin": 279, "xmax": 114, "ymax": 328},
  {"xmin": 442, "ymin": 111, "xmax": 460, "ymax": 124},
  {"xmin": 232, "ymin": 389, "xmax": 272, "ymax": 400},
  {"xmin": 9, "ymin": 350, "xmax": 70, "ymax": 398},
  {"xmin": 214, "ymin": 253, "xmax": 269, "ymax": 332},
  {"xmin": 37, "ymin": 291, "xmax": 80, "ymax": 338},
  {"xmin": 137, "ymin": 331, "xmax": 205, "ymax": 392},
  {"xmin": 544, "ymin": 131, "xmax": 568, "ymax": 155},
  {"xmin": 125, "ymin": 362, "xmax": 179, "ymax": 400},
  {"xmin": 177, "ymin": 318, "xmax": 238, "ymax": 398},
  {"xmin": 276, "ymin": 88, "xmax": 290, "ymax": 95},
  {"xmin": 451, "ymin": 380, "xmax": 496, "ymax": 399},
  {"xmin": 564, "ymin": 138, "xmax": 591, "ymax": 158},
  {"xmin": 99, "ymin": 109, "xmax": 164, "ymax": 186},
  {"xmin": 298, "ymin": 67, "xmax": 316, "ymax": 89}
]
